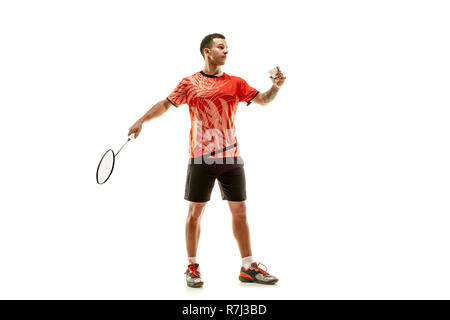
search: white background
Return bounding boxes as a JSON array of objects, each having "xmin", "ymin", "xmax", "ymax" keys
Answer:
[{"xmin": 0, "ymin": 0, "xmax": 449, "ymax": 299}]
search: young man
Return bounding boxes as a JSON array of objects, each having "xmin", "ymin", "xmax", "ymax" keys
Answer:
[{"xmin": 128, "ymin": 33, "xmax": 286, "ymax": 288}]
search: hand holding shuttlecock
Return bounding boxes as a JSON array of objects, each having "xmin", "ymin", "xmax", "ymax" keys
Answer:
[{"xmin": 268, "ymin": 66, "xmax": 286, "ymax": 88}]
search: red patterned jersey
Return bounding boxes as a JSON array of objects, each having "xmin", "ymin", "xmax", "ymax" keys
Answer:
[{"xmin": 167, "ymin": 71, "xmax": 259, "ymax": 158}]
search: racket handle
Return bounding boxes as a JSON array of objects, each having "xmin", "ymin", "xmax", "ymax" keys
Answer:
[{"xmin": 128, "ymin": 133, "xmax": 136, "ymax": 140}]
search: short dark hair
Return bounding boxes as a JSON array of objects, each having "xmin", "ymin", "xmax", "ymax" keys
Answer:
[{"xmin": 200, "ymin": 33, "xmax": 226, "ymax": 59}]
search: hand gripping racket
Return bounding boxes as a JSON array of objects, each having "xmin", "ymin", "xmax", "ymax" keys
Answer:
[{"xmin": 96, "ymin": 133, "xmax": 135, "ymax": 184}]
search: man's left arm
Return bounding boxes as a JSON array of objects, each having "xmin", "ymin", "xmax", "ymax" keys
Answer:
[{"xmin": 252, "ymin": 66, "xmax": 286, "ymax": 106}]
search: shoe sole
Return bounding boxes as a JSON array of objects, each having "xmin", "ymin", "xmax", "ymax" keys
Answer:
[
  {"xmin": 187, "ymin": 281, "xmax": 204, "ymax": 288},
  {"xmin": 239, "ymin": 276, "xmax": 278, "ymax": 285}
]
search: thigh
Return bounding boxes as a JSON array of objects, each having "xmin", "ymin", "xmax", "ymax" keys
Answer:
[
  {"xmin": 217, "ymin": 164, "xmax": 246, "ymax": 201},
  {"xmin": 184, "ymin": 163, "xmax": 217, "ymax": 202}
]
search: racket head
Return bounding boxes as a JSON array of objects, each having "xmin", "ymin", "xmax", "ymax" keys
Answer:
[{"xmin": 96, "ymin": 149, "xmax": 116, "ymax": 184}]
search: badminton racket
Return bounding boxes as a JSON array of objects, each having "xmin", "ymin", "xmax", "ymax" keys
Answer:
[{"xmin": 96, "ymin": 133, "xmax": 135, "ymax": 184}]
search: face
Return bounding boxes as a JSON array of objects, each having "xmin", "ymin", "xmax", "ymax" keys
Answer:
[{"xmin": 204, "ymin": 38, "xmax": 228, "ymax": 65}]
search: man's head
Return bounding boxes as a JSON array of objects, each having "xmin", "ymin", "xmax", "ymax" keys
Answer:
[{"xmin": 200, "ymin": 33, "xmax": 228, "ymax": 65}]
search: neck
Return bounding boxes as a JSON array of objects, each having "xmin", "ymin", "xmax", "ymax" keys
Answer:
[{"xmin": 203, "ymin": 63, "xmax": 222, "ymax": 76}]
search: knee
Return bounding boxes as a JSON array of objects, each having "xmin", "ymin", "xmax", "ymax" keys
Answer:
[
  {"xmin": 187, "ymin": 202, "xmax": 206, "ymax": 223},
  {"xmin": 230, "ymin": 202, "xmax": 247, "ymax": 219}
]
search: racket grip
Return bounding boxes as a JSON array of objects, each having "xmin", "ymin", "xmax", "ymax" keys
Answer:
[{"xmin": 128, "ymin": 133, "xmax": 136, "ymax": 140}]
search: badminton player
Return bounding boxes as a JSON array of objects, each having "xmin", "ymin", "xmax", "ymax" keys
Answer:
[{"xmin": 128, "ymin": 33, "xmax": 286, "ymax": 287}]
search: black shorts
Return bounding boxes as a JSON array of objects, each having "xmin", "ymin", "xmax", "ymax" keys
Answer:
[{"xmin": 184, "ymin": 157, "xmax": 246, "ymax": 202}]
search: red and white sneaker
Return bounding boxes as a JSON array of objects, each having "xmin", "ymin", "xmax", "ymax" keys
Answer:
[
  {"xmin": 239, "ymin": 262, "xmax": 278, "ymax": 285},
  {"xmin": 185, "ymin": 263, "xmax": 203, "ymax": 288}
]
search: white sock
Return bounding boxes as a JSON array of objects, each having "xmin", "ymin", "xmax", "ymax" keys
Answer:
[
  {"xmin": 242, "ymin": 256, "xmax": 254, "ymax": 269},
  {"xmin": 188, "ymin": 257, "xmax": 198, "ymax": 265}
]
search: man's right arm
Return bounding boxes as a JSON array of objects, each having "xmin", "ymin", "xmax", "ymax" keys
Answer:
[{"xmin": 128, "ymin": 99, "xmax": 172, "ymax": 138}]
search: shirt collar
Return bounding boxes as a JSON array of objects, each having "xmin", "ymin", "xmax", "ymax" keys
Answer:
[{"xmin": 200, "ymin": 70, "xmax": 224, "ymax": 78}]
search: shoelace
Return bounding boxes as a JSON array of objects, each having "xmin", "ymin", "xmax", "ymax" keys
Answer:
[
  {"xmin": 185, "ymin": 264, "xmax": 201, "ymax": 278},
  {"xmin": 254, "ymin": 263, "xmax": 269, "ymax": 275}
]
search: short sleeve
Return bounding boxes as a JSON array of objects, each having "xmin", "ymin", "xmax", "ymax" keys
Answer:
[
  {"xmin": 237, "ymin": 77, "xmax": 259, "ymax": 106},
  {"xmin": 167, "ymin": 78, "xmax": 189, "ymax": 107}
]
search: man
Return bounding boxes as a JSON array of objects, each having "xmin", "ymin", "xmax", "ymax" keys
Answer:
[{"xmin": 128, "ymin": 33, "xmax": 286, "ymax": 288}]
